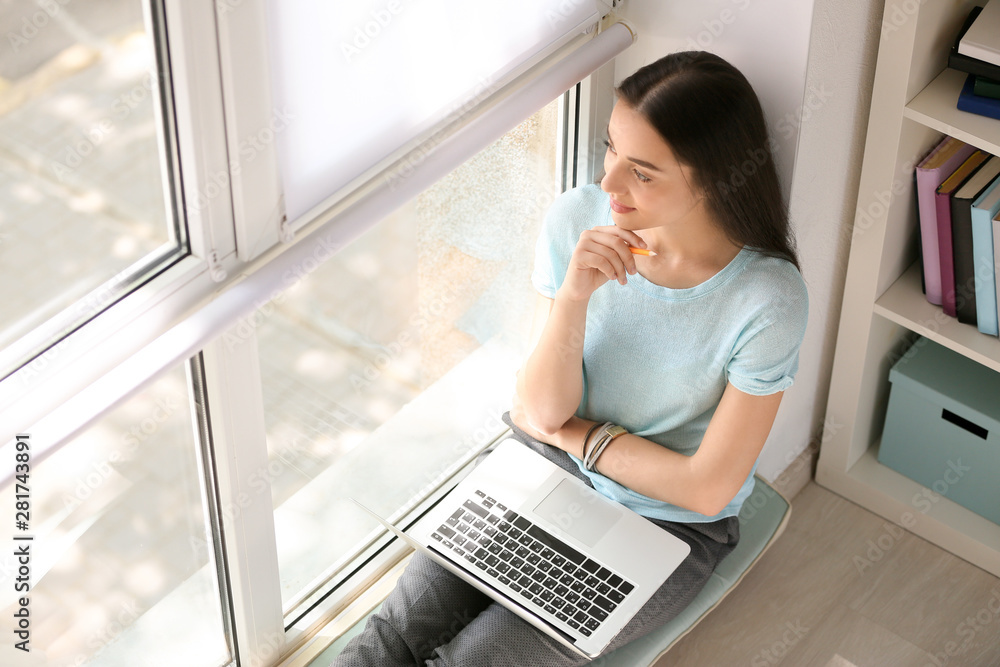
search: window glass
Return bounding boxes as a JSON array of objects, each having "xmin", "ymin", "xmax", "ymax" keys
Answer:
[
  {"xmin": 0, "ymin": 0, "xmax": 182, "ymax": 378},
  {"xmin": 255, "ymin": 99, "xmax": 562, "ymax": 614},
  {"xmin": 0, "ymin": 363, "xmax": 230, "ymax": 666}
]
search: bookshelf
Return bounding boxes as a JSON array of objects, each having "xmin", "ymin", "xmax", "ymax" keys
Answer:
[
  {"xmin": 816, "ymin": 0, "xmax": 1000, "ymax": 577},
  {"xmin": 905, "ymin": 68, "xmax": 1000, "ymax": 155}
]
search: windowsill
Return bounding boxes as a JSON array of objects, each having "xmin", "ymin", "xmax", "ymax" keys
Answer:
[
  {"xmin": 80, "ymin": 566, "xmax": 230, "ymax": 666},
  {"xmin": 278, "ymin": 555, "xmax": 413, "ymax": 667},
  {"xmin": 277, "ymin": 336, "xmax": 522, "ymax": 620}
]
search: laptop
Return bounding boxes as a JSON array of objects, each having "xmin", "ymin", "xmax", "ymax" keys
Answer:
[{"xmin": 353, "ymin": 436, "xmax": 691, "ymax": 659}]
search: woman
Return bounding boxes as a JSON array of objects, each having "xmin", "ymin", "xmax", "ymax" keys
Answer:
[{"xmin": 334, "ymin": 50, "xmax": 808, "ymax": 666}]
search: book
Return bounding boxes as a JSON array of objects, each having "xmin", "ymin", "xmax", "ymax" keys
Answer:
[
  {"xmin": 936, "ymin": 150, "xmax": 991, "ymax": 317},
  {"xmin": 915, "ymin": 170, "xmax": 925, "ymax": 297},
  {"xmin": 971, "ymin": 173, "xmax": 1000, "ymax": 336},
  {"xmin": 949, "ymin": 6, "xmax": 1000, "ymax": 82},
  {"xmin": 915, "ymin": 136, "xmax": 977, "ymax": 305},
  {"xmin": 957, "ymin": 74, "xmax": 1000, "ymax": 121},
  {"xmin": 958, "ymin": 0, "xmax": 1000, "ymax": 67},
  {"xmin": 974, "ymin": 76, "xmax": 1000, "ymax": 100},
  {"xmin": 951, "ymin": 156, "xmax": 1000, "ymax": 325},
  {"xmin": 994, "ymin": 211, "xmax": 1000, "ymax": 336}
]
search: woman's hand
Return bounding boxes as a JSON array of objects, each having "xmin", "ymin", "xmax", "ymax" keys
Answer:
[{"xmin": 559, "ymin": 225, "xmax": 649, "ymax": 302}]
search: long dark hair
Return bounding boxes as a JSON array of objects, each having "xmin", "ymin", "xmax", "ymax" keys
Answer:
[{"xmin": 615, "ymin": 51, "xmax": 800, "ymax": 271}]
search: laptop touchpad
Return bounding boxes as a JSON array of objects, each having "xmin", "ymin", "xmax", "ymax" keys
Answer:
[{"xmin": 532, "ymin": 479, "xmax": 621, "ymax": 547}]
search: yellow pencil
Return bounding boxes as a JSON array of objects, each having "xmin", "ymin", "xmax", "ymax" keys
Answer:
[{"xmin": 628, "ymin": 247, "xmax": 657, "ymax": 256}]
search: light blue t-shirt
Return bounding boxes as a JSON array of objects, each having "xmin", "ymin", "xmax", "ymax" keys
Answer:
[{"xmin": 531, "ymin": 184, "xmax": 809, "ymax": 523}]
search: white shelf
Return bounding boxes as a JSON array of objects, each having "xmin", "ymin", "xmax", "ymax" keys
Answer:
[
  {"xmin": 904, "ymin": 67, "xmax": 1000, "ymax": 156},
  {"xmin": 874, "ymin": 262, "xmax": 1000, "ymax": 374},
  {"xmin": 818, "ymin": 0, "xmax": 1000, "ymax": 576}
]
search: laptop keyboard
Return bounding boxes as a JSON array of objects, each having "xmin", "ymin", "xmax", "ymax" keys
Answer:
[{"xmin": 430, "ymin": 490, "xmax": 636, "ymax": 638}]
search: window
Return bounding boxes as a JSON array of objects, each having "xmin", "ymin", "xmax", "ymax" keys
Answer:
[
  {"xmin": 0, "ymin": 0, "xmax": 185, "ymax": 378},
  {"xmin": 0, "ymin": 1, "xmax": 629, "ymax": 662},
  {"xmin": 257, "ymin": 100, "xmax": 562, "ymax": 618},
  {"xmin": 0, "ymin": 362, "xmax": 230, "ymax": 665}
]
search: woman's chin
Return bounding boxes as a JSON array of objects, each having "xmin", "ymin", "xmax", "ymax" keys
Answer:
[{"xmin": 611, "ymin": 212, "xmax": 649, "ymax": 230}]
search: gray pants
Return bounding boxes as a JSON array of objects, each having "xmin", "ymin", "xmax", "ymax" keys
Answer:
[{"xmin": 332, "ymin": 416, "xmax": 739, "ymax": 666}]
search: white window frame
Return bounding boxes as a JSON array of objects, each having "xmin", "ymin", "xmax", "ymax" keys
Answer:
[
  {"xmin": 213, "ymin": 0, "xmax": 285, "ymax": 261},
  {"xmin": 200, "ymin": 330, "xmax": 285, "ymax": 665}
]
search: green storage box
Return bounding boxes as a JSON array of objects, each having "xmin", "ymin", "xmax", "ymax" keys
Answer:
[{"xmin": 878, "ymin": 337, "xmax": 1000, "ymax": 525}]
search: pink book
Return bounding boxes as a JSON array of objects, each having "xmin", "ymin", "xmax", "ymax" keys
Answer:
[
  {"xmin": 936, "ymin": 149, "xmax": 990, "ymax": 316},
  {"xmin": 916, "ymin": 136, "xmax": 975, "ymax": 305}
]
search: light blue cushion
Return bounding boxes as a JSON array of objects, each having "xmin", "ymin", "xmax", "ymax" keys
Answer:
[
  {"xmin": 317, "ymin": 476, "xmax": 790, "ymax": 666},
  {"xmin": 596, "ymin": 475, "xmax": 791, "ymax": 666}
]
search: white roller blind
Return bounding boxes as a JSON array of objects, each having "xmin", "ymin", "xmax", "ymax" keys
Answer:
[{"xmin": 266, "ymin": 0, "xmax": 606, "ymax": 221}]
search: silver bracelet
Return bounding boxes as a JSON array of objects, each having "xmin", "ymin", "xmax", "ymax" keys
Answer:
[
  {"xmin": 583, "ymin": 422, "xmax": 612, "ymax": 466},
  {"xmin": 585, "ymin": 432, "xmax": 612, "ymax": 471},
  {"xmin": 586, "ymin": 423, "xmax": 628, "ymax": 471}
]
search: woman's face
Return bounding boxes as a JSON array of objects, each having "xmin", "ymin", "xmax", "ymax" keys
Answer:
[{"xmin": 600, "ymin": 102, "xmax": 707, "ymax": 234}]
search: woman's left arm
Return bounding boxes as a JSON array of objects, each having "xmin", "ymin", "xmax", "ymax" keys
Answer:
[{"xmin": 510, "ymin": 384, "xmax": 783, "ymax": 517}]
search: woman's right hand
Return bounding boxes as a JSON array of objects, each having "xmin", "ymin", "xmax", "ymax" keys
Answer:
[{"xmin": 559, "ymin": 225, "xmax": 649, "ymax": 302}]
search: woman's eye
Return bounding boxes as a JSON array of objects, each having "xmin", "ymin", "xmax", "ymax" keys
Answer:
[
  {"xmin": 603, "ymin": 138, "xmax": 616, "ymax": 154},
  {"xmin": 633, "ymin": 169, "xmax": 651, "ymax": 183}
]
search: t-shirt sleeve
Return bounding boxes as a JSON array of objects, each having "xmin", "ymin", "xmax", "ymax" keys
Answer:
[
  {"xmin": 530, "ymin": 216, "xmax": 560, "ymax": 298},
  {"xmin": 531, "ymin": 187, "xmax": 589, "ymax": 298},
  {"xmin": 725, "ymin": 263, "xmax": 809, "ymax": 396}
]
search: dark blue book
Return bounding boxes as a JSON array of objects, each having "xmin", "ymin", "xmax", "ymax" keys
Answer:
[{"xmin": 957, "ymin": 74, "xmax": 1000, "ymax": 121}]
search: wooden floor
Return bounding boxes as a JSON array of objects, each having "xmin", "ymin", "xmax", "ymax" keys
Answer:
[{"xmin": 658, "ymin": 482, "xmax": 1000, "ymax": 667}]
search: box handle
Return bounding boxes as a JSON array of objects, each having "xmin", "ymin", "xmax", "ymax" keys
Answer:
[{"xmin": 941, "ymin": 409, "xmax": 988, "ymax": 440}]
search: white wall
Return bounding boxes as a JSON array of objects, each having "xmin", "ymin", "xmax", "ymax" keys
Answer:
[
  {"xmin": 614, "ymin": 0, "xmax": 884, "ymax": 482},
  {"xmin": 776, "ymin": 0, "xmax": 884, "ymax": 478},
  {"xmin": 614, "ymin": 1, "xmax": 814, "ymax": 200}
]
